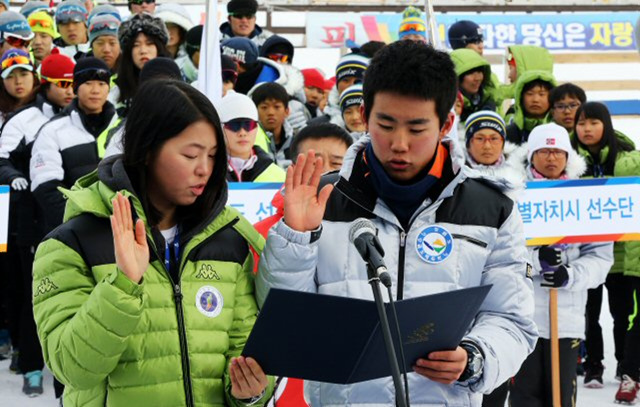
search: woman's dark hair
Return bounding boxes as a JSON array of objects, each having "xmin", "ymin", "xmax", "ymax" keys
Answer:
[
  {"xmin": 116, "ymin": 32, "xmax": 170, "ymax": 103},
  {"xmin": 0, "ymin": 71, "xmax": 40, "ymax": 119},
  {"xmin": 573, "ymin": 101, "xmax": 634, "ymax": 175},
  {"xmin": 122, "ymin": 79, "xmax": 227, "ymax": 227}
]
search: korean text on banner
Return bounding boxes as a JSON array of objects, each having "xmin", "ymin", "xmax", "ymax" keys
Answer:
[{"xmin": 227, "ymin": 182, "xmax": 283, "ymax": 224}]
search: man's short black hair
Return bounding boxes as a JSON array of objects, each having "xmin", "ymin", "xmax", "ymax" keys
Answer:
[
  {"xmin": 522, "ymin": 79, "xmax": 554, "ymax": 95},
  {"xmin": 358, "ymin": 41, "xmax": 386, "ymax": 59},
  {"xmin": 290, "ymin": 123, "xmax": 353, "ymax": 160},
  {"xmin": 251, "ymin": 82, "xmax": 289, "ymax": 106},
  {"xmin": 549, "ymin": 83, "xmax": 587, "ymax": 106},
  {"xmin": 363, "ymin": 41, "xmax": 457, "ymax": 129}
]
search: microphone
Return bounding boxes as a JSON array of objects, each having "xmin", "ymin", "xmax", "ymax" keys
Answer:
[{"xmin": 349, "ymin": 218, "xmax": 392, "ymax": 287}]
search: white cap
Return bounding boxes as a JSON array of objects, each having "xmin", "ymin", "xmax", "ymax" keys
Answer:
[
  {"xmin": 527, "ymin": 123, "xmax": 573, "ymax": 163},
  {"xmin": 154, "ymin": 3, "xmax": 193, "ymax": 32},
  {"xmin": 218, "ymin": 91, "xmax": 258, "ymax": 123}
]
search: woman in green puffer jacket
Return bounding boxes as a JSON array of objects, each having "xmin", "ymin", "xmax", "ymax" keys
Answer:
[
  {"xmin": 571, "ymin": 101, "xmax": 640, "ymax": 391},
  {"xmin": 32, "ymin": 80, "xmax": 273, "ymax": 407}
]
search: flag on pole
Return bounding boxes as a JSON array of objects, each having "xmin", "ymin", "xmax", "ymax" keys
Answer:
[
  {"xmin": 198, "ymin": 0, "xmax": 223, "ymax": 107},
  {"xmin": 424, "ymin": 0, "xmax": 442, "ymax": 49}
]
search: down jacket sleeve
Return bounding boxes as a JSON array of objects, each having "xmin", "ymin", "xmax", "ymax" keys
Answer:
[
  {"xmin": 461, "ymin": 207, "xmax": 538, "ymax": 394},
  {"xmin": 32, "ymin": 237, "xmax": 145, "ymax": 390},
  {"xmin": 0, "ymin": 118, "xmax": 27, "ymax": 184}
]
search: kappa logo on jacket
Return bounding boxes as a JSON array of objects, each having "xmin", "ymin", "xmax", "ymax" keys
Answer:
[
  {"xmin": 34, "ymin": 277, "xmax": 59, "ymax": 297},
  {"xmin": 196, "ymin": 264, "xmax": 221, "ymax": 280}
]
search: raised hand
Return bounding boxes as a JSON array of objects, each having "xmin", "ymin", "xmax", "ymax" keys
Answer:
[
  {"xmin": 229, "ymin": 356, "xmax": 269, "ymax": 400},
  {"xmin": 110, "ymin": 192, "xmax": 149, "ymax": 284},
  {"xmin": 283, "ymin": 150, "xmax": 334, "ymax": 232}
]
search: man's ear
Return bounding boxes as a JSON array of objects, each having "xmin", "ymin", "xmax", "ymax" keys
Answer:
[
  {"xmin": 360, "ymin": 103, "xmax": 368, "ymax": 132},
  {"xmin": 438, "ymin": 111, "xmax": 456, "ymax": 141},
  {"xmin": 285, "ymin": 106, "xmax": 290, "ymax": 118}
]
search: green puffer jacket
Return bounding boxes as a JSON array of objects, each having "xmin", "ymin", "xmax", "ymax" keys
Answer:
[
  {"xmin": 450, "ymin": 48, "xmax": 500, "ymax": 121},
  {"xmin": 574, "ymin": 134, "xmax": 640, "ymax": 277},
  {"xmin": 32, "ymin": 157, "xmax": 274, "ymax": 407},
  {"xmin": 500, "ymin": 45, "xmax": 554, "ymax": 102}
]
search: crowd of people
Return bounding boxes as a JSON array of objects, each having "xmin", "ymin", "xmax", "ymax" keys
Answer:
[{"xmin": 0, "ymin": 0, "xmax": 637, "ymax": 406}]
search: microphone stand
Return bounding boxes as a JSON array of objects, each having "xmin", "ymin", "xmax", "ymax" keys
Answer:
[{"xmin": 366, "ymin": 264, "xmax": 409, "ymax": 407}]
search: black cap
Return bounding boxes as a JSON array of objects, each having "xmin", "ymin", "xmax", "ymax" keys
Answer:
[
  {"xmin": 73, "ymin": 57, "xmax": 110, "ymax": 92},
  {"xmin": 186, "ymin": 25, "xmax": 203, "ymax": 58},
  {"xmin": 227, "ymin": 0, "xmax": 257, "ymax": 16},
  {"xmin": 139, "ymin": 57, "xmax": 182, "ymax": 84}
]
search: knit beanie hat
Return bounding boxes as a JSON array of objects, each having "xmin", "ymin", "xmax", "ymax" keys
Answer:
[
  {"xmin": 527, "ymin": 123, "xmax": 573, "ymax": 163},
  {"xmin": 155, "ymin": 3, "xmax": 193, "ymax": 32},
  {"xmin": 0, "ymin": 11, "xmax": 34, "ymax": 41},
  {"xmin": 398, "ymin": 6, "xmax": 426, "ymax": 40},
  {"xmin": 119, "ymin": 12, "xmax": 169, "ymax": 49},
  {"xmin": 221, "ymin": 37, "xmax": 258, "ymax": 65},
  {"xmin": 55, "ymin": 0, "xmax": 88, "ymax": 25},
  {"xmin": 89, "ymin": 4, "xmax": 121, "ymax": 23},
  {"xmin": 227, "ymin": 0, "xmax": 258, "ymax": 16},
  {"xmin": 40, "ymin": 48, "xmax": 75, "ymax": 83},
  {"xmin": 27, "ymin": 11, "xmax": 59, "ymax": 39},
  {"xmin": 464, "ymin": 110, "xmax": 506, "ymax": 145},
  {"xmin": 301, "ymin": 68, "xmax": 325, "ymax": 90},
  {"xmin": 0, "ymin": 48, "xmax": 34, "ymax": 79},
  {"xmin": 139, "ymin": 57, "xmax": 182, "ymax": 83},
  {"xmin": 20, "ymin": 1, "xmax": 49, "ymax": 18},
  {"xmin": 339, "ymin": 83, "xmax": 363, "ymax": 113},
  {"xmin": 448, "ymin": 20, "xmax": 483, "ymax": 50},
  {"xmin": 185, "ymin": 25, "xmax": 203, "ymax": 59},
  {"xmin": 89, "ymin": 14, "xmax": 121, "ymax": 45},
  {"xmin": 260, "ymin": 34, "xmax": 294, "ymax": 62},
  {"xmin": 218, "ymin": 91, "xmax": 258, "ymax": 123},
  {"xmin": 335, "ymin": 53, "xmax": 369, "ymax": 84},
  {"xmin": 73, "ymin": 57, "xmax": 110, "ymax": 92}
]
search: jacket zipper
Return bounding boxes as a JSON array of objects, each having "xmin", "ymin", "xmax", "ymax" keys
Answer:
[
  {"xmin": 452, "ymin": 233, "xmax": 488, "ymax": 249},
  {"xmin": 397, "ymin": 231, "xmax": 407, "ymax": 300}
]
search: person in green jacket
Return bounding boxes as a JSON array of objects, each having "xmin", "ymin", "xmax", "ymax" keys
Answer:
[
  {"xmin": 32, "ymin": 79, "xmax": 273, "ymax": 407},
  {"xmin": 505, "ymin": 70, "xmax": 557, "ymax": 145},
  {"xmin": 502, "ymin": 45, "xmax": 554, "ymax": 104},
  {"xmin": 450, "ymin": 48, "xmax": 499, "ymax": 122},
  {"xmin": 572, "ymin": 102, "xmax": 640, "ymax": 401}
]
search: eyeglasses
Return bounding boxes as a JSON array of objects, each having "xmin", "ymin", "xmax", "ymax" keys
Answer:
[
  {"xmin": 224, "ymin": 120, "xmax": 258, "ymax": 133},
  {"xmin": 553, "ymin": 103, "xmax": 581, "ymax": 112},
  {"xmin": 129, "ymin": 0, "xmax": 155, "ymax": 4},
  {"xmin": 29, "ymin": 18, "xmax": 53, "ymax": 29},
  {"xmin": 1, "ymin": 53, "xmax": 31, "ymax": 70},
  {"xmin": 471, "ymin": 135, "xmax": 503, "ymax": 145},
  {"xmin": 3, "ymin": 36, "xmax": 31, "ymax": 48},
  {"xmin": 535, "ymin": 149, "xmax": 567, "ymax": 159},
  {"xmin": 41, "ymin": 76, "xmax": 73, "ymax": 89},
  {"xmin": 229, "ymin": 13, "xmax": 255, "ymax": 20},
  {"xmin": 266, "ymin": 53, "xmax": 289, "ymax": 64}
]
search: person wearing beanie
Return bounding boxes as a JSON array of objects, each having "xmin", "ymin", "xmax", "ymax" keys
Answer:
[
  {"xmin": 301, "ymin": 68, "xmax": 325, "ymax": 117},
  {"xmin": 39, "ymin": 48, "xmax": 75, "ymax": 111},
  {"xmin": 448, "ymin": 20, "xmax": 484, "ymax": 55},
  {"xmin": 128, "ymin": 0, "xmax": 156, "ymax": 15},
  {"xmin": 339, "ymin": 83, "xmax": 365, "ymax": 134},
  {"xmin": 155, "ymin": 3, "xmax": 193, "ymax": 60},
  {"xmin": 220, "ymin": 0, "xmax": 273, "ymax": 47},
  {"xmin": 0, "ymin": 11, "xmax": 34, "ymax": 54},
  {"xmin": 89, "ymin": 14, "xmax": 121, "ymax": 71},
  {"xmin": 450, "ymin": 48, "xmax": 500, "ymax": 122},
  {"xmin": 27, "ymin": 10, "xmax": 59, "ymax": 67},
  {"xmin": 510, "ymin": 122, "xmax": 611, "ymax": 407},
  {"xmin": 260, "ymin": 34, "xmax": 294, "ymax": 64},
  {"xmin": 115, "ymin": 12, "xmax": 169, "ymax": 114},
  {"xmin": 88, "ymin": 4, "xmax": 121, "ymax": 23},
  {"xmin": 20, "ymin": 1, "xmax": 49, "ymax": 18},
  {"xmin": 221, "ymin": 54, "xmax": 238, "ymax": 96},
  {"xmin": 31, "ymin": 56, "xmax": 117, "ymax": 233},
  {"xmin": 54, "ymin": 0, "xmax": 90, "ymax": 61},
  {"xmin": 397, "ymin": 6, "xmax": 427, "ymax": 43},
  {"xmin": 218, "ymin": 91, "xmax": 285, "ymax": 182},
  {"xmin": 182, "ymin": 24, "xmax": 202, "ymax": 83}
]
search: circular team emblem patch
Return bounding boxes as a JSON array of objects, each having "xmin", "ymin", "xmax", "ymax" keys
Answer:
[
  {"xmin": 416, "ymin": 225, "xmax": 454, "ymax": 264},
  {"xmin": 196, "ymin": 286, "xmax": 224, "ymax": 318}
]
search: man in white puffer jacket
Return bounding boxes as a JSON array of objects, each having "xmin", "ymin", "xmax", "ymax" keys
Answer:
[{"xmin": 257, "ymin": 41, "xmax": 537, "ymax": 407}]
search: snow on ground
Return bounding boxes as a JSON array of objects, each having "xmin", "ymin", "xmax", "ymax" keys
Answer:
[{"xmin": 0, "ymin": 290, "xmax": 626, "ymax": 406}]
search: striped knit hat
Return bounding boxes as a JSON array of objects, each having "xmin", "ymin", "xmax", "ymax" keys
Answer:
[
  {"xmin": 339, "ymin": 83, "xmax": 363, "ymax": 113},
  {"xmin": 398, "ymin": 6, "xmax": 426, "ymax": 40},
  {"xmin": 335, "ymin": 53, "xmax": 369, "ymax": 84},
  {"xmin": 464, "ymin": 110, "xmax": 506, "ymax": 145}
]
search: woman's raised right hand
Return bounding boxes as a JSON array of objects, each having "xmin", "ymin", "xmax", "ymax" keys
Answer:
[{"xmin": 110, "ymin": 192, "xmax": 149, "ymax": 284}]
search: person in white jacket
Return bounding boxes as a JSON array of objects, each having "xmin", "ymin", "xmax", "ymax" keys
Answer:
[{"xmin": 510, "ymin": 123, "xmax": 613, "ymax": 407}]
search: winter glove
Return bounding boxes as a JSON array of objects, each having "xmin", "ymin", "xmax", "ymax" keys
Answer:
[
  {"xmin": 541, "ymin": 265, "xmax": 570, "ymax": 288},
  {"xmin": 537, "ymin": 245, "xmax": 563, "ymax": 270},
  {"xmin": 10, "ymin": 177, "xmax": 28, "ymax": 191},
  {"xmin": 286, "ymin": 109, "xmax": 308, "ymax": 131}
]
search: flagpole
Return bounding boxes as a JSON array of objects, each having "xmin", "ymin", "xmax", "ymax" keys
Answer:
[{"xmin": 424, "ymin": 0, "xmax": 439, "ymax": 49}]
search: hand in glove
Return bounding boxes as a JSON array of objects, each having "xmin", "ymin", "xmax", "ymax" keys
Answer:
[
  {"xmin": 541, "ymin": 265, "xmax": 570, "ymax": 288},
  {"xmin": 537, "ymin": 245, "xmax": 562, "ymax": 270},
  {"xmin": 10, "ymin": 177, "xmax": 28, "ymax": 191},
  {"xmin": 286, "ymin": 109, "xmax": 308, "ymax": 131}
]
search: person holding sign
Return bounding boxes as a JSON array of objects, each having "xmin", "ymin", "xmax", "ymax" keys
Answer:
[
  {"xmin": 31, "ymin": 80, "xmax": 273, "ymax": 406},
  {"xmin": 509, "ymin": 123, "xmax": 613, "ymax": 407},
  {"xmin": 256, "ymin": 40, "xmax": 537, "ymax": 406}
]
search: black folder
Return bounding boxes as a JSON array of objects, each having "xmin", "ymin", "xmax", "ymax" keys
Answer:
[{"xmin": 242, "ymin": 285, "xmax": 492, "ymax": 384}]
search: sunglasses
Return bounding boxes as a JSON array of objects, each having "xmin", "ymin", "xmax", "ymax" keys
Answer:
[
  {"xmin": 89, "ymin": 21, "xmax": 119, "ymax": 32},
  {"xmin": 400, "ymin": 23, "xmax": 426, "ymax": 32},
  {"xmin": 129, "ymin": 0, "xmax": 155, "ymax": 4},
  {"xmin": 267, "ymin": 53, "xmax": 289, "ymax": 64},
  {"xmin": 1, "ymin": 54, "xmax": 31, "ymax": 70},
  {"xmin": 224, "ymin": 120, "xmax": 258, "ymax": 133},
  {"xmin": 3, "ymin": 36, "xmax": 31, "ymax": 48},
  {"xmin": 42, "ymin": 76, "xmax": 74, "ymax": 89},
  {"xmin": 229, "ymin": 13, "xmax": 255, "ymax": 20},
  {"xmin": 29, "ymin": 18, "xmax": 53, "ymax": 29}
]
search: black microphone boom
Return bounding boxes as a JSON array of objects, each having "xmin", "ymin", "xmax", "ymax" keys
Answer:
[{"xmin": 349, "ymin": 218, "xmax": 392, "ymax": 287}]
